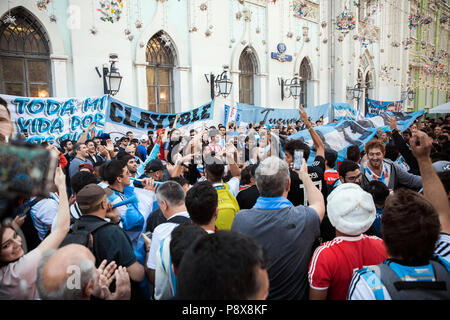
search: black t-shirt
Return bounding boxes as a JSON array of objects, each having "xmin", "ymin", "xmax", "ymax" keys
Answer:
[
  {"xmin": 236, "ymin": 185, "xmax": 260, "ymax": 210},
  {"xmin": 79, "ymin": 215, "xmax": 136, "ymax": 268},
  {"xmin": 288, "ymin": 155, "xmax": 335, "ymax": 243},
  {"xmin": 145, "ymin": 208, "xmax": 167, "ymax": 233},
  {"xmin": 80, "ymin": 215, "xmax": 146, "ymax": 300},
  {"xmin": 288, "ymin": 155, "xmax": 327, "ymax": 207}
]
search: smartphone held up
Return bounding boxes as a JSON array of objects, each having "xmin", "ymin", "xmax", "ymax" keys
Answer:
[
  {"xmin": 0, "ymin": 141, "xmax": 58, "ymax": 198},
  {"xmin": 293, "ymin": 149, "xmax": 304, "ymax": 170}
]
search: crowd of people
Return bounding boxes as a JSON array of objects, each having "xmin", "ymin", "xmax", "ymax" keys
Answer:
[{"xmin": 0, "ymin": 95, "xmax": 449, "ymax": 300}]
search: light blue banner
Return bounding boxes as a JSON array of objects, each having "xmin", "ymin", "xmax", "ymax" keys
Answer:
[
  {"xmin": 332, "ymin": 103, "xmax": 358, "ymax": 121},
  {"xmin": 223, "ymin": 104, "xmax": 243, "ymax": 126},
  {"xmin": 366, "ymin": 98, "xmax": 404, "ymax": 117},
  {"xmin": 234, "ymin": 102, "xmax": 330, "ymax": 127},
  {"xmin": 289, "ymin": 110, "xmax": 425, "ymax": 165},
  {"xmin": 105, "ymin": 97, "xmax": 214, "ymax": 131},
  {"xmin": 2, "ymin": 94, "xmax": 108, "ymax": 145}
]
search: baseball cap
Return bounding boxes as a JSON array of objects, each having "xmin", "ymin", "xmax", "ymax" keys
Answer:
[
  {"xmin": 76, "ymin": 184, "xmax": 112, "ymax": 210},
  {"xmin": 140, "ymin": 134, "xmax": 149, "ymax": 142},
  {"xmin": 79, "ymin": 163, "xmax": 94, "ymax": 173},
  {"xmin": 145, "ymin": 158, "xmax": 165, "ymax": 173}
]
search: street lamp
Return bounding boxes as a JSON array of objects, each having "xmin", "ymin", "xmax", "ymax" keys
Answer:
[
  {"xmin": 279, "ymin": 74, "xmax": 302, "ymax": 101},
  {"xmin": 205, "ymin": 65, "xmax": 233, "ymax": 100},
  {"xmin": 347, "ymin": 83, "xmax": 363, "ymax": 101},
  {"xmin": 96, "ymin": 54, "xmax": 123, "ymax": 96}
]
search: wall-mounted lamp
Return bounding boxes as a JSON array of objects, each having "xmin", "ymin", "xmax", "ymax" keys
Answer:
[
  {"xmin": 279, "ymin": 74, "xmax": 302, "ymax": 101},
  {"xmin": 347, "ymin": 83, "xmax": 364, "ymax": 101},
  {"xmin": 401, "ymin": 88, "xmax": 416, "ymax": 101},
  {"xmin": 95, "ymin": 53, "xmax": 123, "ymax": 96},
  {"xmin": 204, "ymin": 65, "xmax": 233, "ymax": 100}
]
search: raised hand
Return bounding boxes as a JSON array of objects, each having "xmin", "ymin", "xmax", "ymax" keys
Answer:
[
  {"xmin": 389, "ymin": 117, "xmax": 397, "ymax": 132},
  {"xmin": 92, "ymin": 259, "xmax": 117, "ymax": 299},
  {"xmin": 298, "ymin": 105, "xmax": 311, "ymax": 128},
  {"xmin": 410, "ymin": 130, "xmax": 432, "ymax": 161},
  {"xmin": 107, "ymin": 267, "xmax": 131, "ymax": 300},
  {"xmin": 54, "ymin": 166, "xmax": 66, "ymax": 188}
]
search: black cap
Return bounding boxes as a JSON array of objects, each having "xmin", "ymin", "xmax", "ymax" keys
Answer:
[{"xmin": 145, "ymin": 159, "xmax": 164, "ymax": 173}]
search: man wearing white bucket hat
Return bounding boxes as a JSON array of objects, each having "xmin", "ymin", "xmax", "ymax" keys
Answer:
[{"xmin": 307, "ymin": 183, "xmax": 388, "ymax": 300}]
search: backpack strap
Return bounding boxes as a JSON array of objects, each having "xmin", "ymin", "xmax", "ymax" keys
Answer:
[
  {"xmin": 72, "ymin": 218, "xmax": 110, "ymax": 251},
  {"xmin": 432, "ymin": 254, "xmax": 450, "ymax": 274},
  {"xmin": 166, "ymin": 215, "xmax": 191, "ymax": 225}
]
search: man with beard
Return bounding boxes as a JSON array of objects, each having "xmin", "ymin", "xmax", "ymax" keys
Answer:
[
  {"xmin": 118, "ymin": 153, "xmax": 138, "ymax": 179},
  {"xmin": 360, "ymin": 139, "xmax": 422, "ymax": 191}
]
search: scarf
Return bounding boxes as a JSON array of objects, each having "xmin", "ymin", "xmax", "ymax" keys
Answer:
[{"xmin": 253, "ymin": 196, "xmax": 293, "ymax": 210}]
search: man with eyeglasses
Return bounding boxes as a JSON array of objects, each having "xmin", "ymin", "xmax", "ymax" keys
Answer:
[
  {"xmin": 360, "ymin": 139, "xmax": 421, "ymax": 191},
  {"xmin": 326, "ymin": 160, "xmax": 361, "ymax": 192},
  {"xmin": 338, "ymin": 160, "xmax": 362, "ymax": 185}
]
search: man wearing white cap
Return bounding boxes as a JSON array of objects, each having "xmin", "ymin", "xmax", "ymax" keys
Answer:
[{"xmin": 308, "ymin": 183, "xmax": 388, "ymax": 300}]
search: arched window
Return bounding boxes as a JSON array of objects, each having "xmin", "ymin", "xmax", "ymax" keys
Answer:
[
  {"xmin": 299, "ymin": 58, "xmax": 311, "ymax": 107},
  {"xmin": 0, "ymin": 7, "xmax": 52, "ymax": 97},
  {"xmin": 239, "ymin": 47, "xmax": 257, "ymax": 105},
  {"xmin": 146, "ymin": 31, "xmax": 175, "ymax": 113}
]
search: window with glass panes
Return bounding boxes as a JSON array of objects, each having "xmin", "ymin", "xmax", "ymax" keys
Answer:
[
  {"xmin": 239, "ymin": 47, "xmax": 257, "ymax": 105},
  {"xmin": 0, "ymin": 7, "xmax": 52, "ymax": 97},
  {"xmin": 299, "ymin": 58, "xmax": 311, "ymax": 107},
  {"xmin": 146, "ymin": 32, "xmax": 174, "ymax": 113}
]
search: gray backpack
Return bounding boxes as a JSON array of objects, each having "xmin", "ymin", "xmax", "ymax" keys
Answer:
[{"xmin": 364, "ymin": 258, "xmax": 450, "ymax": 300}]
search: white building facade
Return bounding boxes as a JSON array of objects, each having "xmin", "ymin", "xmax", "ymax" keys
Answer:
[{"xmin": 1, "ymin": 0, "xmax": 443, "ymax": 117}]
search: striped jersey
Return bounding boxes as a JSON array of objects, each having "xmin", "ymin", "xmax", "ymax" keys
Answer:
[
  {"xmin": 30, "ymin": 193, "xmax": 59, "ymax": 241},
  {"xmin": 435, "ymin": 233, "xmax": 450, "ymax": 263}
]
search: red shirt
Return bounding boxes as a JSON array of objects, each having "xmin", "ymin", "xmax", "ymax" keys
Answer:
[
  {"xmin": 59, "ymin": 153, "xmax": 68, "ymax": 168},
  {"xmin": 308, "ymin": 235, "xmax": 387, "ymax": 300},
  {"xmin": 158, "ymin": 140, "xmax": 165, "ymax": 160},
  {"xmin": 324, "ymin": 169, "xmax": 339, "ymax": 186}
]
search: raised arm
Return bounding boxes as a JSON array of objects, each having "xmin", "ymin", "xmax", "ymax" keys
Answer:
[
  {"xmin": 171, "ymin": 114, "xmax": 180, "ymax": 130},
  {"xmin": 410, "ymin": 131, "xmax": 450, "ymax": 234},
  {"xmin": 294, "ymin": 159, "xmax": 325, "ymax": 221},
  {"xmin": 390, "ymin": 117, "xmax": 419, "ymax": 174},
  {"xmin": 299, "ymin": 105, "xmax": 324, "ymax": 158},
  {"xmin": 36, "ymin": 167, "xmax": 70, "ymax": 253},
  {"xmin": 225, "ymin": 143, "xmax": 241, "ymax": 179},
  {"xmin": 77, "ymin": 122, "xmax": 96, "ymax": 144}
]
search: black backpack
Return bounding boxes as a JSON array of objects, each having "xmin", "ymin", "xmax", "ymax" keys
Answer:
[{"xmin": 59, "ymin": 218, "xmax": 110, "ymax": 252}]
